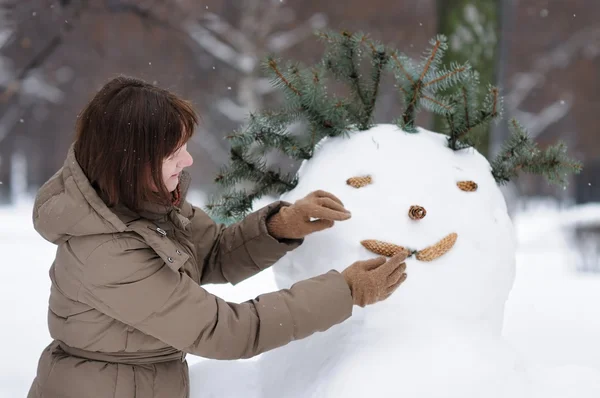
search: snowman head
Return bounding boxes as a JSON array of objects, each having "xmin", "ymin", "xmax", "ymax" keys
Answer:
[{"xmin": 274, "ymin": 124, "xmax": 517, "ymax": 330}]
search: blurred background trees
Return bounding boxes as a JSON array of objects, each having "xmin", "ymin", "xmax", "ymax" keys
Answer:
[{"xmin": 0, "ymin": 0, "xmax": 598, "ymax": 208}]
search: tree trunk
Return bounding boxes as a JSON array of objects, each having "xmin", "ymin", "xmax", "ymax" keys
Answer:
[
  {"xmin": 434, "ymin": 0, "xmax": 502, "ymax": 158},
  {"xmin": 0, "ymin": 135, "xmax": 13, "ymax": 205}
]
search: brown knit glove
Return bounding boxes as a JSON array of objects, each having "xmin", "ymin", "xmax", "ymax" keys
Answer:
[
  {"xmin": 341, "ymin": 251, "xmax": 408, "ymax": 307},
  {"xmin": 267, "ymin": 190, "xmax": 352, "ymax": 240}
]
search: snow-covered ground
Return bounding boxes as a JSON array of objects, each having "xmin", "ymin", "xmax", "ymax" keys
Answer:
[{"xmin": 1, "ymin": 198, "xmax": 599, "ymax": 397}]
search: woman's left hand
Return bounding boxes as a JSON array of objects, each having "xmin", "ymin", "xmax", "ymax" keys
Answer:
[{"xmin": 267, "ymin": 190, "xmax": 352, "ymax": 240}]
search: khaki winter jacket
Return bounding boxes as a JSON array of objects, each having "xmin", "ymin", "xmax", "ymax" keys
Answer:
[{"xmin": 27, "ymin": 144, "xmax": 353, "ymax": 398}]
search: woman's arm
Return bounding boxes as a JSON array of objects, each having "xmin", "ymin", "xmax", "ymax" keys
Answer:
[
  {"xmin": 79, "ymin": 236, "xmax": 353, "ymax": 360},
  {"xmin": 189, "ymin": 201, "xmax": 302, "ymax": 285}
]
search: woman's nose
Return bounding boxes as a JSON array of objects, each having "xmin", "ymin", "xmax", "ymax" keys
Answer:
[{"xmin": 180, "ymin": 150, "xmax": 194, "ymax": 168}]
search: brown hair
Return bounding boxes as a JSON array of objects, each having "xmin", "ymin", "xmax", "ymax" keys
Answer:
[{"xmin": 74, "ymin": 76, "xmax": 198, "ymax": 212}]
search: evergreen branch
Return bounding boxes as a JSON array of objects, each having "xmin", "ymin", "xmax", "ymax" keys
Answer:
[
  {"xmin": 391, "ymin": 52, "xmax": 414, "ymax": 84},
  {"xmin": 214, "ymin": 146, "xmax": 295, "ymax": 194},
  {"xmin": 343, "ymin": 33, "xmax": 368, "ymax": 109},
  {"xmin": 210, "ymin": 30, "xmax": 582, "ymax": 222},
  {"xmin": 419, "ymin": 37, "xmax": 442, "ymax": 81},
  {"xmin": 423, "ymin": 65, "xmax": 468, "ymax": 88},
  {"xmin": 402, "ymin": 81, "xmax": 422, "ymax": 132},
  {"xmin": 205, "ymin": 189, "xmax": 259, "ymax": 222},
  {"xmin": 390, "ymin": 36, "xmax": 462, "ymax": 133},
  {"xmin": 489, "ymin": 87, "xmax": 500, "ymax": 117},
  {"xmin": 445, "ymin": 77, "xmax": 503, "ymax": 151},
  {"xmin": 365, "ymin": 45, "xmax": 388, "ymax": 128},
  {"xmin": 448, "ymin": 110, "xmax": 495, "ymax": 149},
  {"xmin": 490, "ymin": 119, "xmax": 582, "ymax": 185},
  {"xmin": 267, "ymin": 58, "xmax": 301, "ymax": 96},
  {"xmin": 321, "ymin": 30, "xmax": 382, "ymax": 129},
  {"xmin": 462, "ymin": 87, "xmax": 470, "ymax": 129},
  {"xmin": 422, "ymin": 94, "xmax": 453, "ymax": 111}
]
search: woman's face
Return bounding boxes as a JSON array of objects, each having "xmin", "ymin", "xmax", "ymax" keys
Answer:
[{"xmin": 162, "ymin": 143, "xmax": 194, "ymax": 192}]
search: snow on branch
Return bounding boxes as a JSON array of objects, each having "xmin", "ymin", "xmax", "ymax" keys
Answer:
[
  {"xmin": 506, "ymin": 25, "xmax": 600, "ymax": 139},
  {"xmin": 216, "ymin": 98, "xmax": 249, "ymax": 123},
  {"xmin": 511, "ymin": 93, "xmax": 573, "ymax": 140},
  {"xmin": 267, "ymin": 13, "xmax": 327, "ymax": 52},
  {"xmin": 183, "ymin": 20, "xmax": 256, "ymax": 73},
  {"xmin": 0, "ymin": 104, "xmax": 18, "ymax": 144},
  {"xmin": 180, "ymin": 1, "xmax": 329, "ymax": 126},
  {"xmin": 0, "ymin": 0, "xmax": 15, "ymax": 48},
  {"xmin": 200, "ymin": 12, "xmax": 257, "ymax": 53}
]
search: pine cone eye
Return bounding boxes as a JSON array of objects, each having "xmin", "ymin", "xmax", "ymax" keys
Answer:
[
  {"xmin": 457, "ymin": 180, "xmax": 478, "ymax": 192},
  {"xmin": 346, "ymin": 175, "xmax": 372, "ymax": 188},
  {"xmin": 409, "ymin": 205, "xmax": 426, "ymax": 220}
]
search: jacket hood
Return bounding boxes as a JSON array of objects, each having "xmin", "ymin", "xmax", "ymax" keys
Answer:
[{"xmin": 33, "ymin": 143, "xmax": 190, "ymax": 244}]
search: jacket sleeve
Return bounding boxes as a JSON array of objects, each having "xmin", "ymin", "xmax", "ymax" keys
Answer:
[
  {"xmin": 79, "ymin": 237, "xmax": 353, "ymax": 360},
  {"xmin": 189, "ymin": 200, "xmax": 303, "ymax": 285}
]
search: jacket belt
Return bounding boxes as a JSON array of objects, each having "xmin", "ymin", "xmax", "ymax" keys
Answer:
[{"xmin": 57, "ymin": 341, "xmax": 186, "ymax": 365}]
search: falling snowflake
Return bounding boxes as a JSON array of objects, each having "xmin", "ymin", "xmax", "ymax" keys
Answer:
[{"xmin": 540, "ymin": 9, "xmax": 549, "ymax": 17}]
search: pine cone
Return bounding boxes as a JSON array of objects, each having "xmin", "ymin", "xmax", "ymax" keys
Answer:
[
  {"xmin": 457, "ymin": 180, "xmax": 478, "ymax": 192},
  {"xmin": 408, "ymin": 205, "xmax": 426, "ymax": 220},
  {"xmin": 361, "ymin": 239, "xmax": 409, "ymax": 257},
  {"xmin": 347, "ymin": 175, "xmax": 372, "ymax": 188},
  {"xmin": 415, "ymin": 232, "xmax": 458, "ymax": 262}
]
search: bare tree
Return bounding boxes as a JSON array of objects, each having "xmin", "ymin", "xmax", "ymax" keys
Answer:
[
  {"xmin": 0, "ymin": 0, "xmax": 85, "ymax": 204},
  {"xmin": 180, "ymin": 0, "xmax": 327, "ymax": 177},
  {"xmin": 0, "ymin": 0, "xmax": 18, "ymax": 204},
  {"xmin": 490, "ymin": 21, "xmax": 600, "ymax": 211},
  {"xmin": 504, "ymin": 25, "xmax": 600, "ymax": 141},
  {"xmin": 182, "ymin": 1, "xmax": 326, "ymax": 123}
]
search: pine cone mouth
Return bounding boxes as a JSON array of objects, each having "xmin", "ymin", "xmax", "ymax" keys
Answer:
[{"xmin": 361, "ymin": 232, "xmax": 458, "ymax": 262}]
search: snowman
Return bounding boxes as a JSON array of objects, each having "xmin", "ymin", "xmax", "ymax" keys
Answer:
[
  {"xmin": 190, "ymin": 32, "xmax": 592, "ymax": 397},
  {"xmin": 255, "ymin": 123, "xmax": 530, "ymax": 398}
]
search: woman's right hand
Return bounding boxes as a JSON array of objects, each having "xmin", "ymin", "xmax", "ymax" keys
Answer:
[{"xmin": 341, "ymin": 251, "xmax": 408, "ymax": 307}]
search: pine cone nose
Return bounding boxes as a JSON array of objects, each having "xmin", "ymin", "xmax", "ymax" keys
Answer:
[{"xmin": 408, "ymin": 205, "xmax": 426, "ymax": 220}]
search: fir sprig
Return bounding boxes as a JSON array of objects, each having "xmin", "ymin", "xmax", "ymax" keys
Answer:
[
  {"xmin": 227, "ymin": 113, "xmax": 312, "ymax": 160},
  {"xmin": 319, "ymin": 31, "xmax": 390, "ymax": 130},
  {"xmin": 490, "ymin": 119, "xmax": 582, "ymax": 185},
  {"xmin": 206, "ymin": 30, "xmax": 582, "ymax": 223},
  {"xmin": 264, "ymin": 57, "xmax": 349, "ymax": 138},
  {"xmin": 388, "ymin": 35, "xmax": 470, "ymax": 132},
  {"xmin": 445, "ymin": 70, "xmax": 504, "ymax": 150}
]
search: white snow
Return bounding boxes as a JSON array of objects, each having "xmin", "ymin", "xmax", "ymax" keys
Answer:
[{"xmin": 1, "ymin": 125, "xmax": 599, "ymax": 397}]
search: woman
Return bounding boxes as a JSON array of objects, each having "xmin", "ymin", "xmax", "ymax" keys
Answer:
[{"xmin": 27, "ymin": 76, "xmax": 408, "ymax": 398}]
